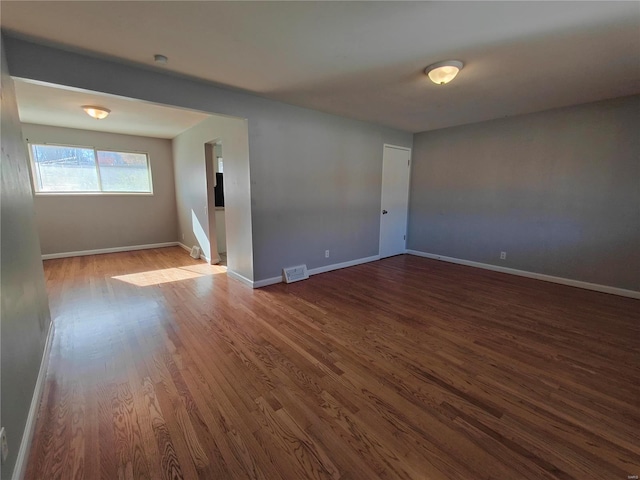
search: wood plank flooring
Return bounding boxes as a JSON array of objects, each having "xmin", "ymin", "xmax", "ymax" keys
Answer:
[{"xmin": 26, "ymin": 247, "xmax": 640, "ymax": 479}]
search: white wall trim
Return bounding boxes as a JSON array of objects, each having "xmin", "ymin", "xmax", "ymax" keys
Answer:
[
  {"xmin": 227, "ymin": 269, "xmax": 255, "ymax": 288},
  {"xmin": 253, "ymin": 276, "xmax": 284, "ymax": 288},
  {"xmin": 251, "ymin": 255, "xmax": 381, "ymax": 289},
  {"xmin": 382, "ymin": 143, "xmax": 412, "ymax": 152},
  {"xmin": 406, "ymin": 249, "xmax": 640, "ymax": 300},
  {"xmin": 178, "ymin": 242, "xmax": 218, "ymax": 264},
  {"xmin": 184, "ymin": 249, "xmax": 377, "ymax": 288},
  {"xmin": 41, "ymin": 242, "xmax": 180, "ymax": 260},
  {"xmin": 12, "ymin": 321, "xmax": 55, "ymax": 480},
  {"xmin": 307, "ymin": 255, "xmax": 380, "ymax": 277}
]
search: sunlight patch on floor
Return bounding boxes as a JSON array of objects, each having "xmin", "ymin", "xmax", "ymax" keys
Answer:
[
  {"xmin": 181, "ymin": 263, "xmax": 227, "ymax": 274},
  {"xmin": 112, "ymin": 266, "xmax": 224, "ymax": 287}
]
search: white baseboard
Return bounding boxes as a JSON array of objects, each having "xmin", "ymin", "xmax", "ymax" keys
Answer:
[
  {"xmin": 42, "ymin": 242, "xmax": 179, "ymax": 260},
  {"xmin": 406, "ymin": 249, "xmax": 640, "ymax": 300},
  {"xmin": 251, "ymin": 254, "xmax": 381, "ymax": 289},
  {"xmin": 253, "ymin": 275, "xmax": 283, "ymax": 288},
  {"xmin": 307, "ymin": 255, "xmax": 380, "ymax": 276},
  {"xmin": 178, "ymin": 243, "xmax": 218, "ymax": 264},
  {"xmin": 12, "ymin": 321, "xmax": 55, "ymax": 480},
  {"xmin": 226, "ymin": 269, "xmax": 255, "ymax": 287}
]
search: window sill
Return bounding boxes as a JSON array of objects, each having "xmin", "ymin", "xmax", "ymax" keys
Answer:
[{"xmin": 35, "ymin": 192, "xmax": 154, "ymax": 197}]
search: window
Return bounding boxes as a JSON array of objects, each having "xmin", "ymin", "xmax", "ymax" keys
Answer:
[{"xmin": 29, "ymin": 143, "xmax": 153, "ymax": 194}]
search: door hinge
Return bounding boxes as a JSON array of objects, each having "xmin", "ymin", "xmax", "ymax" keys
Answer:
[{"xmin": 403, "ymin": 235, "xmax": 406, "ymax": 240}]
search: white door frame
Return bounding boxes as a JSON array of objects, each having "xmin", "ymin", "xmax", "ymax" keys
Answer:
[{"xmin": 379, "ymin": 144, "xmax": 412, "ymax": 258}]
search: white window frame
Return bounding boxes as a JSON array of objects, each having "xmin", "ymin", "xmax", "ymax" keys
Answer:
[{"xmin": 28, "ymin": 142, "xmax": 154, "ymax": 195}]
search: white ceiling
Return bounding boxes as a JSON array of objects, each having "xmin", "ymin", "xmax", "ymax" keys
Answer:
[
  {"xmin": 2, "ymin": 1, "xmax": 639, "ymax": 133},
  {"xmin": 14, "ymin": 80, "xmax": 209, "ymax": 139}
]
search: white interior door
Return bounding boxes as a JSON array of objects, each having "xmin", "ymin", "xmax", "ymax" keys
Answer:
[{"xmin": 379, "ymin": 145, "xmax": 411, "ymax": 258}]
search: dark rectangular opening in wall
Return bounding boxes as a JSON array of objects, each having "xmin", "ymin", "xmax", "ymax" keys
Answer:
[{"xmin": 214, "ymin": 172, "xmax": 224, "ymax": 207}]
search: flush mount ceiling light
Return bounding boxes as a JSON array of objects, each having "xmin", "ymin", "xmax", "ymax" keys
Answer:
[
  {"xmin": 424, "ymin": 60, "xmax": 464, "ymax": 85},
  {"xmin": 82, "ymin": 105, "xmax": 111, "ymax": 120},
  {"xmin": 154, "ymin": 54, "xmax": 168, "ymax": 65}
]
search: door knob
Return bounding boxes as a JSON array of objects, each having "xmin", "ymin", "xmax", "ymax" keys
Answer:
[{"xmin": 382, "ymin": 209, "xmax": 388, "ymax": 214}]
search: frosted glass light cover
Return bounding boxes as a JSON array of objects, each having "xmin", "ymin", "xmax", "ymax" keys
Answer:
[
  {"xmin": 82, "ymin": 106, "xmax": 110, "ymax": 119},
  {"xmin": 425, "ymin": 60, "xmax": 464, "ymax": 85},
  {"xmin": 428, "ymin": 66, "xmax": 460, "ymax": 84}
]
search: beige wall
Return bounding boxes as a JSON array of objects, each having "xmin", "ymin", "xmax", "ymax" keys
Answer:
[
  {"xmin": 5, "ymin": 38, "xmax": 412, "ymax": 284},
  {"xmin": 1, "ymin": 38, "xmax": 51, "ymax": 480},
  {"xmin": 172, "ymin": 115, "xmax": 253, "ymax": 281},
  {"xmin": 22, "ymin": 124, "xmax": 179, "ymax": 255},
  {"xmin": 215, "ymin": 209, "xmax": 226, "ymax": 253}
]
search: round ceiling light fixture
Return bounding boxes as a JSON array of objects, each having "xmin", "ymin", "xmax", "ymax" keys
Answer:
[
  {"xmin": 82, "ymin": 105, "xmax": 111, "ymax": 120},
  {"xmin": 424, "ymin": 60, "xmax": 464, "ymax": 85},
  {"xmin": 154, "ymin": 54, "xmax": 168, "ymax": 65}
]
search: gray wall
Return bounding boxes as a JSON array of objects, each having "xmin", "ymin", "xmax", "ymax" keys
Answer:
[
  {"xmin": 4, "ymin": 37, "xmax": 412, "ymax": 282},
  {"xmin": 22, "ymin": 124, "xmax": 178, "ymax": 255},
  {"xmin": 249, "ymin": 103, "xmax": 411, "ymax": 280},
  {"xmin": 1, "ymin": 37, "xmax": 51, "ymax": 480},
  {"xmin": 408, "ymin": 95, "xmax": 640, "ymax": 292}
]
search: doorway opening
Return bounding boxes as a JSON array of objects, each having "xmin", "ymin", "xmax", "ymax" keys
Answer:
[
  {"xmin": 205, "ymin": 141, "xmax": 227, "ymax": 266},
  {"xmin": 14, "ymin": 78, "xmax": 254, "ymax": 283}
]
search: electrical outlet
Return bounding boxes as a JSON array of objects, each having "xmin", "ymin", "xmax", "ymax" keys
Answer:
[
  {"xmin": 500, "ymin": 251, "xmax": 507, "ymax": 260},
  {"xmin": 1, "ymin": 427, "xmax": 8, "ymax": 464},
  {"xmin": 325, "ymin": 250, "xmax": 330, "ymax": 258},
  {"xmin": 182, "ymin": 233, "xmax": 185, "ymax": 240}
]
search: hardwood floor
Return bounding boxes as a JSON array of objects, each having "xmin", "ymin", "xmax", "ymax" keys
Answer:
[{"xmin": 27, "ymin": 247, "xmax": 639, "ymax": 479}]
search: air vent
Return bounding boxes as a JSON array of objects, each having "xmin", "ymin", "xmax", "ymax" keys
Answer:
[{"xmin": 283, "ymin": 264, "xmax": 309, "ymax": 284}]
